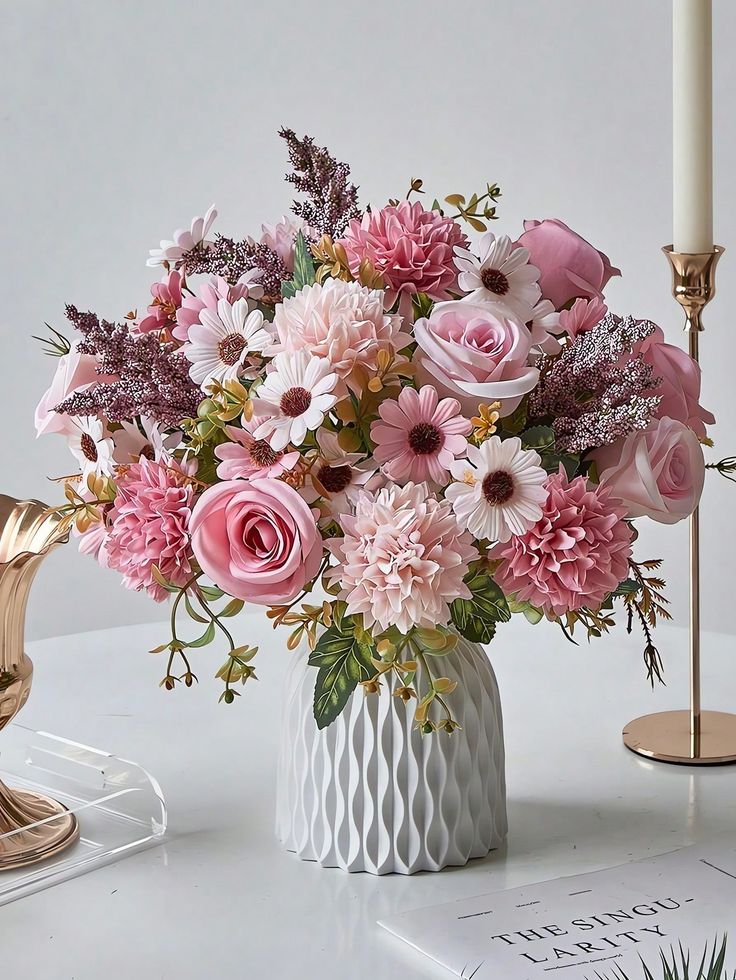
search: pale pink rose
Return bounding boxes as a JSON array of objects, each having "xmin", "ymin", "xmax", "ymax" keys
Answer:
[
  {"xmin": 636, "ymin": 326, "xmax": 714, "ymax": 440},
  {"xmin": 517, "ymin": 219, "xmax": 620, "ymax": 310},
  {"xmin": 413, "ymin": 300, "xmax": 539, "ymax": 417},
  {"xmin": 35, "ymin": 350, "xmax": 114, "ymax": 437},
  {"xmin": 593, "ymin": 417, "xmax": 705, "ymax": 525},
  {"xmin": 190, "ymin": 479, "xmax": 322, "ymax": 604}
]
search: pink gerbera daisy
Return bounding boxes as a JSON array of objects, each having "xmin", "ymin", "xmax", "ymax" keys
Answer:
[
  {"xmin": 371, "ymin": 385, "xmax": 471, "ymax": 485},
  {"xmin": 214, "ymin": 419, "xmax": 300, "ymax": 480}
]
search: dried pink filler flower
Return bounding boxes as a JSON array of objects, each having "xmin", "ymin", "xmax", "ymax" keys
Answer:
[
  {"xmin": 490, "ymin": 469, "xmax": 632, "ymax": 616},
  {"xmin": 326, "ymin": 482, "xmax": 476, "ymax": 634},
  {"xmin": 338, "ymin": 201, "xmax": 468, "ymax": 306},
  {"xmin": 105, "ymin": 458, "xmax": 194, "ymax": 601}
]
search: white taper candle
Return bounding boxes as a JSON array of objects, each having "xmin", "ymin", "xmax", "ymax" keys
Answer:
[{"xmin": 673, "ymin": 0, "xmax": 713, "ymax": 254}]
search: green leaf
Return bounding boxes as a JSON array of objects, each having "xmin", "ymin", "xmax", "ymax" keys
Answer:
[
  {"xmin": 219, "ymin": 598, "xmax": 245, "ymax": 618},
  {"xmin": 185, "ymin": 621, "xmax": 216, "ymax": 649},
  {"xmin": 451, "ymin": 566, "xmax": 510, "ymax": 645},
  {"xmin": 612, "ymin": 578, "xmax": 641, "ymax": 597},
  {"xmin": 507, "ymin": 597, "xmax": 544, "ymax": 625},
  {"xmin": 309, "ymin": 624, "xmax": 375, "ymax": 730},
  {"xmin": 539, "ymin": 449, "xmax": 580, "ymax": 479},
  {"xmin": 199, "ymin": 585, "xmax": 224, "ymax": 601},
  {"xmin": 184, "ymin": 595, "xmax": 208, "ymax": 624},
  {"xmin": 280, "ymin": 280, "xmax": 297, "ymax": 300},
  {"xmin": 290, "ymin": 231, "xmax": 316, "ymax": 292},
  {"xmin": 502, "ymin": 400, "xmax": 528, "ymax": 434},
  {"xmin": 520, "ymin": 425, "xmax": 555, "ymax": 451}
]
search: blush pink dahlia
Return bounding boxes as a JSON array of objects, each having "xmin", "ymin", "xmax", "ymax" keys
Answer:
[
  {"xmin": 371, "ymin": 385, "xmax": 470, "ymax": 485},
  {"xmin": 105, "ymin": 458, "xmax": 195, "ymax": 601},
  {"xmin": 267, "ymin": 279, "xmax": 411, "ymax": 396},
  {"xmin": 338, "ymin": 201, "xmax": 468, "ymax": 306},
  {"xmin": 327, "ymin": 482, "xmax": 476, "ymax": 634},
  {"xmin": 490, "ymin": 469, "xmax": 633, "ymax": 616}
]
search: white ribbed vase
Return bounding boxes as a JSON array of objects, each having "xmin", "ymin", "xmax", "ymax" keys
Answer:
[{"xmin": 275, "ymin": 635, "xmax": 507, "ymax": 875}]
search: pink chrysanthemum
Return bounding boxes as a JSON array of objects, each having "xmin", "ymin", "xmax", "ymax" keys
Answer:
[
  {"xmin": 490, "ymin": 469, "xmax": 632, "ymax": 616},
  {"xmin": 327, "ymin": 482, "xmax": 476, "ymax": 634},
  {"xmin": 338, "ymin": 201, "xmax": 468, "ymax": 306},
  {"xmin": 105, "ymin": 458, "xmax": 195, "ymax": 601},
  {"xmin": 371, "ymin": 385, "xmax": 470, "ymax": 485}
]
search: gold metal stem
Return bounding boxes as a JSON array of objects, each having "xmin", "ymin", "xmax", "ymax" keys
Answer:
[{"xmin": 623, "ymin": 245, "xmax": 736, "ymax": 766}]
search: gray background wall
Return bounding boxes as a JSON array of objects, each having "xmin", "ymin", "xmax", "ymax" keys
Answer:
[{"xmin": 2, "ymin": 0, "xmax": 734, "ymax": 641}]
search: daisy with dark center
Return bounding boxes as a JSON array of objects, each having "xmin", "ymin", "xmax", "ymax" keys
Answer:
[
  {"xmin": 252, "ymin": 351, "xmax": 338, "ymax": 451},
  {"xmin": 214, "ymin": 418, "xmax": 300, "ymax": 480},
  {"xmin": 454, "ymin": 232, "xmax": 541, "ymax": 323},
  {"xmin": 445, "ymin": 435, "xmax": 548, "ymax": 543},
  {"xmin": 301, "ymin": 430, "xmax": 377, "ymax": 518},
  {"xmin": 67, "ymin": 416, "xmax": 115, "ymax": 487},
  {"xmin": 371, "ymin": 385, "xmax": 471, "ymax": 485},
  {"xmin": 183, "ymin": 297, "xmax": 272, "ymax": 388}
]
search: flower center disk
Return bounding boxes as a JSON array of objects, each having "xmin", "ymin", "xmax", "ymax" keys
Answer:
[
  {"xmin": 249, "ymin": 439, "xmax": 281, "ymax": 468},
  {"xmin": 408, "ymin": 422, "xmax": 442, "ymax": 456},
  {"xmin": 480, "ymin": 268, "xmax": 509, "ymax": 296},
  {"xmin": 317, "ymin": 463, "xmax": 353, "ymax": 494},
  {"xmin": 482, "ymin": 469, "xmax": 515, "ymax": 505},
  {"xmin": 80, "ymin": 433, "xmax": 98, "ymax": 462},
  {"xmin": 280, "ymin": 386, "xmax": 312, "ymax": 418},
  {"xmin": 218, "ymin": 333, "xmax": 247, "ymax": 366}
]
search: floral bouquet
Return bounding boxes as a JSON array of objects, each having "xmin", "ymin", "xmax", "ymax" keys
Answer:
[{"xmin": 36, "ymin": 129, "xmax": 728, "ymax": 733}]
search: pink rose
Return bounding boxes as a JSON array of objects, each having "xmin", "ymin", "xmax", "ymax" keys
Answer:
[
  {"xmin": 637, "ymin": 326, "xmax": 714, "ymax": 440},
  {"xmin": 190, "ymin": 479, "xmax": 323, "ymax": 604},
  {"xmin": 35, "ymin": 350, "xmax": 114, "ymax": 437},
  {"xmin": 414, "ymin": 300, "xmax": 538, "ymax": 417},
  {"xmin": 517, "ymin": 219, "xmax": 620, "ymax": 310},
  {"xmin": 593, "ymin": 417, "xmax": 705, "ymax": 525}
]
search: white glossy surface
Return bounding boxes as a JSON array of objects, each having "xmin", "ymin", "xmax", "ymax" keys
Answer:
[{"xmin": 3, "ymin": 614, "xmax": 736, "ymax": 978}]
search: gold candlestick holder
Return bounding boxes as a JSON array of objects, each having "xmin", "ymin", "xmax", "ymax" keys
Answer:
[{"xmin": 622, "ymin": 244, "xmax": 736, "ymax": 765}]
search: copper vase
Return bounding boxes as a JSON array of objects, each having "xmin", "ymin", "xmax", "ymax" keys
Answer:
[{"xmin": 0, "ymin": 494, "xmax": 79, "ymax": 869}]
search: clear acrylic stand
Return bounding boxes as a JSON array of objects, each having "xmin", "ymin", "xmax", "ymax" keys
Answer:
[{"xmin": 0, "ymin": 724, "xmax": 167, "ymax": 905}]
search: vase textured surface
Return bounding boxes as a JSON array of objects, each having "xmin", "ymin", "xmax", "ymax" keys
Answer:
[
  {"xmin": 0, "ymin": 494, "xmax": 78, "ymax": 869},
  {"xmin": 276, "ymin": 634, "xmax": 507, "ymax": 875}
]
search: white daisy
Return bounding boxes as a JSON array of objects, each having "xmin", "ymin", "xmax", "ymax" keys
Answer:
[
  {"xmin": 302, "ymin": 429, "xmax": 378, "ymax": 518},
  {"xmin": 112, "ymin": 417, "xmax": 181, "ymax": 465},
  {"xmin": 527, "ymin": 298, "xmax": 562, "ymax": 354},
  {"xmin": 147, "ymin": 204, "xmax": 218, "ymax": 267},
  {"xmin": 252, "ymin": 352, "xmax": 338, "ymax": 451},
  {"xmin": 183, "ymin": 297, "xmax": 273, "ymax": 388},
  {"xmin": 445, "ymin": 435, "xmax": 548, "ymax": 543},
  {"xmin": 67, "ymin": 416, "xmax": 116, "ymax": 487},
  {"xmin": 454, "ymin": 233, "xmax": 541, "ymax": 322}
]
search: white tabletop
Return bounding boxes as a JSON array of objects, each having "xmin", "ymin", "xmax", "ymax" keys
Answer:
[{"xmin": 3, "ymin": 614, "xmax": 736, "ymax": 978}]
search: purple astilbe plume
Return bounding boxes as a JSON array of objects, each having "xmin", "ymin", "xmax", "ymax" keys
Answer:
[
  {"xmin": 55, "ymin": 306, "xmax": 202, "ymax": 426},
  {"xmin": 183, "ymin": 236, "xmax": 288, "ymax": 301},
  {"xmin": 280, "ymin": 127, "xmax": 361, "ymax": 238},
  {"xmin": 529, "ymin": 313, "xmax": 661, "ymax": 453}
]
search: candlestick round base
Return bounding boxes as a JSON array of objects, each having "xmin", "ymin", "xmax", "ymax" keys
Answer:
[{"xmin": 623, "ymin": 710, "xmax": 736, "ymax": 766}]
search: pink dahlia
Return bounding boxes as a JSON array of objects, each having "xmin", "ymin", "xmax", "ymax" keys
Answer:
[
  {"xmin": 136, "ymin": 271, "xmax": 184, "ymax": 335},
  {"xmin": 338, "ymin": 201, "xmax": 468, "ymax": 306},
  {"xmin": 327, "ymin": 482, "xmax": 476, "ymax": 634},
  {"xmin": 105, "ymin": 458, "xmax": 194, "ymax": 601},
  {"xmin": 214, "ymin": 419, "xmax": 300, "ymax": 480},
  {"xmin": 490, "ymin": 469, "xmax": 632, "ymax": 616},
  {"xmin": 173, "ymin": 274, "xmax": 263, "ymax": 343},
  {"xmin": 371, "ymin": 385, "xmax": 470, "ymax": 485},
  {"xmin": 267, "ymin": 279, "xmax": 411, "ymax": 396}
]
